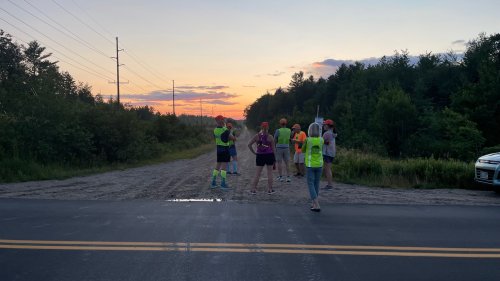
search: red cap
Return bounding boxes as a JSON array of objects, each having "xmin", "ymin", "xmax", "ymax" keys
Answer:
[
  {"xmin": 260, "ymin": 122, "xmax": 269, "ymax": 128},
  {"xmin": 215, "ymin": 115, "xmax": 225, "ymax": 121},
  {"xmin": 226, "ymin": 122, "xmax": 233, "ymax": 129},
  {"xmin": 323, "ymin": 119, "xmax": 334, "ymax": 126}
]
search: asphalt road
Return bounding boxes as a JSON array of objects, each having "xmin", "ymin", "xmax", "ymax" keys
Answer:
[{"xmin": 1, "ymin": 199, "xmax": 500, "ymax": 281}]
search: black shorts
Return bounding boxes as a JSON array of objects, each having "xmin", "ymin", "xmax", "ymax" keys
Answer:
[
  {"xmin": 256, "ymin": 153, "xmax": 275, "ymax": 166},
  {"xmin": 217, "ymin": 146, "xmax": 230, "ymax": 163},
  {"xmin": 323, "ymin": 155, "xmax": 334, "ymax": 163}
]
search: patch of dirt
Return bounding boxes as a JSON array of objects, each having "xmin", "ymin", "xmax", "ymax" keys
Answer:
[{"xmin": 1, "ymin": 128, "xmax": 499, "ymax": 206}]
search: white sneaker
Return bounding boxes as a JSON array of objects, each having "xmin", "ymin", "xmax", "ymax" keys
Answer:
[{"xmin": 276, "ymin": 176, "xmax": 282, "ymax": 181}]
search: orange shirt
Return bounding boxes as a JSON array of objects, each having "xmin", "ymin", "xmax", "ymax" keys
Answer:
[{"xmin": 293, "ymin": 131, "xmax": 306, "ymax": 153}]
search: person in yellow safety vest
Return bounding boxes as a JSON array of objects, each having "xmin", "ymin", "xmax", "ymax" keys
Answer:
[
  {"xmin": 302, "ymin": 122, "xmax": 324, "ymax": 212},
  {"xmin": 274, "ymin": 118, "xmax": 291, "ymax": 182},
  {"xmin": 212, "ymin": 115, "xmax": 236, "ymax": 189},
  {"xmin": 225, "ymin": 122, "xmax": 239, "ymax": 175}
]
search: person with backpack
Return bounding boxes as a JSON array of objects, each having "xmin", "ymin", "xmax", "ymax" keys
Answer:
[
  {"xmin": 211, "ymin": 115, "xmax": 236, "ymax": 189},
  {"xmin": 248, "ymin": 122, "xmax": 276, "ymax": 195},
  {"xmin": 274, "ymin": 118, "xmax": 292, "ymax": 182},
  {"xmin": 302, "ymin": 122, "xmax": 324, "ymax": 212}
]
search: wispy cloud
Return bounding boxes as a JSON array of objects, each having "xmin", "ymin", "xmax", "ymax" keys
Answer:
[
  {"xmin": 176, "ymin": 85, "xmax": 229, "ymax": 90},
  {"xmin": 308, "ymin": 53, "xmax": 464, "ymax": 78},
  {"xmin": 122, "ymin": 90, "xmax": 239, "ymax": 102},
  {"xmin": 267, "ymin": 71, "xmax": 285, "ymax": 77},
  {"xmin": 242, "ymin": 85, "xmax": 256, "ymax": 88},
  {"xmin": 452, "ymin": 39, "xmax": 466, "ymax": 45}
]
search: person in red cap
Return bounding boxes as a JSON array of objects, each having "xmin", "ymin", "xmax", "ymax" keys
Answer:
[
  {"xmin": 291, "ymin": 123, "xmax": 306, "ymax": 177},
  {"xmin": 322, "ymin": 119, "xmax": 337, "ymax": 190},
  {"xmin": 211, "ymin": 115, "xmax": 235, "ymax": 189},
  {"xmin": 274, "ymin": 118, "xmax": 291, "ymax": 182},
  {"xmin": 248, "ymin": 121, "xmax": 276, "ymax": 195}
]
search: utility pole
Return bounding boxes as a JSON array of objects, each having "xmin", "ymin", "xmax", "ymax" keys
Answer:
[
  {"xmin": 200, "ymin": 99, "xmax": 203, "ymax": 126},
  {"xmin": 110, "ymin": 36, "xmax": 125, "ymax": 104},
  {"xmin": 172, "ymin": 80, "xmax": 175, "ymax": 116}
]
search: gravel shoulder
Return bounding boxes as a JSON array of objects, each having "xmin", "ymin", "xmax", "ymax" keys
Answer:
[{"xmin": 1, "ymin": 128, "xmax": 499, "ymax": 206}]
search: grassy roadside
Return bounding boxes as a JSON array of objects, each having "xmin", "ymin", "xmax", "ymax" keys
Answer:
[
  {"xmin": 0, "ymin": 143, "xmax": 213, "ymax": 183},
  {"xmin": 332, "ymin": 148, "xmax": 477, "ymax": 189}
]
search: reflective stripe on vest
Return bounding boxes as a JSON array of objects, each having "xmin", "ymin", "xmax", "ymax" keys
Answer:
[
  {"xmin": 305, "ymin": 137, "xmax": 323, "ymax": 168},
  {"xmin": 214, "ymin": 127, "xmax": 229, "ymax": 146}
]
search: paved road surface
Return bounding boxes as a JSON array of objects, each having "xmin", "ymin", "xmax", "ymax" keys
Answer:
[{"xmin": 1, "ymin": 199, "xmax": 499, "ymax": 281}]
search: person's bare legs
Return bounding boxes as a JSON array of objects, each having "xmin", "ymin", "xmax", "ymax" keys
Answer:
[
  {"xmin": 324, "ymin": 162, "xmax": 333, "ymax": 186},
  {"xmin": 266, "ymin": 165, "xmax": 273, "ymax": 192},
  {"xmin": 299, "ymin": 163, "xmax": 305, "ymax": 176},
  {"xmin": 250, "ymin": 166, "xmax": 264, "ymax": 192}
]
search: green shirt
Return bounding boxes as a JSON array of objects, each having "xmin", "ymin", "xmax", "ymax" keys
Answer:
[{"xmin": 274, "ymin": 127, "xmax": 291, "ymax": 148}]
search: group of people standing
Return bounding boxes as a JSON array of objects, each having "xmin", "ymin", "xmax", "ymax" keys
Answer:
[{"xmin": 211, "ymin": 115, "xmax": 337, "ymax": 212}]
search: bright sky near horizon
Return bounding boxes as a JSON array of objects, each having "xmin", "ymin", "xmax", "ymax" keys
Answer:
[{"xmin": 1, "ymin": 0, "xmax": 499, "ymax": 119}]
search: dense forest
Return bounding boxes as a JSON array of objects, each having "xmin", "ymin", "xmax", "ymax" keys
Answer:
[
  {"xmin": 0, "ymin": 30, "xmax": 211, "ymax": 181},
  {"xmin": 245, "ymin": 33, "xmax": 500, "ymax": 162}
]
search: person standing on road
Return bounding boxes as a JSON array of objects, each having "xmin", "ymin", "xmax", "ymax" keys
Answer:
[
  {"xmin": 302, "ymin": 122, "xmax": 324, "ymax": 212},
  {"xmin": 322, "ymin": 119, "xmax": 337, "ymax": 190},
  {"xmin": 291, "ymin": 124, "xmax": 306, "ymax": 177},
  {"xmin": 211, "ymin": 115, "xmax": 235, "ymax": 189},
  {"xmin": 226, "ymin": 123, "xmax": 239, "ymax": 175},
  {"xmin": 274, "ymin": 118, "xmax": 292, "ymax": 182},
  {"xmin": 248, "ymin": 122, "xmax": 276, "ymax": 195}
]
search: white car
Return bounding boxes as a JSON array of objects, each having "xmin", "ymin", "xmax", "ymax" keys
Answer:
[{"xmin": 475, "ymin": 152, "xmax": 500, "ymax": 192}]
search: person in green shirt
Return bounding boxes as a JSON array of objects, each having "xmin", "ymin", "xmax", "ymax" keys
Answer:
[
  {"xmin": 274, "ymin": 118, "xmax": 292, "ymax": 182},
  {"xmin": 302, "ymin": 122, "xmax": 324, "ymax": 212}
]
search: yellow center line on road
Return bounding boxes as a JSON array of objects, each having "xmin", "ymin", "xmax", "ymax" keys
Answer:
[{"xmin": 1, "ymin": 239, "xmax": 500, "ymax": 258}]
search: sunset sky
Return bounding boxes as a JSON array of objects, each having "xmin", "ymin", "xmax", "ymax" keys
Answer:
[{"xmin": 1, "ymin": 0, "xmax": 499, "ymax": 119}]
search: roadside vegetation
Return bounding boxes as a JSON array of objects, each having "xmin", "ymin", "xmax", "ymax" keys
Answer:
[
  {"xmin": 0, "ymin": 30, "xmax": 215, "ymax": 183},
  {"xmin": 245, "ymin": 33, "xmax": 500, "ymax": 189},
  {"xmin": 334, "ymin": 148, "xmax": 475, "ymax": 189}
]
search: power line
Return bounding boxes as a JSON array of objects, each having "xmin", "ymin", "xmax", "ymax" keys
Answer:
[
  {"xmin": 50, "ymin": 0, "xmax": 114, "ymax": 46},
  {"xmin": 0, "ymin": 7, "xmax": 116, "ymax": 77},
  {"xmin": 0, "ymin": 17, "xmax": 115, "ymax": 81},
  {"xmin": 122, "ymin": 65, "xmax": 165, "ymax": 90},
  {"xmin": 62, "ymin": 0, "xmax": 173, "ymax": 86},
  {"xmin": 18, "ymin": 0, "xmax": 113, "ymax": 60}
]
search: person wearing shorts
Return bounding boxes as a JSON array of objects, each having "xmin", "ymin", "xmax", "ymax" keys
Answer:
[
  {"xmin": 248, "ymin": 122, "xmax": 276, "ymax": 195},
  {"xmin": 226, "ymin": 123, "xmax": 239, "ymax": 175},
  {"xmin": 274, "ymin": 118, "xmax": 291, "ymax": 182},
  {"xmin": 322, "ymin": 119, "xmax": 337, "ymax": 190},
  {"xmin": 211, "ymin": 115, "xmax": 235, "ymax": 189},
  {"xmin": 291, "ymin": 124, "xmax": 306, "ymax": 177}
]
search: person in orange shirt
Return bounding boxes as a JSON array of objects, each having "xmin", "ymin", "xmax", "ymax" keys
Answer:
[{"xmin": 291, "ymin": 124, "xmax": 306, "ymax": 177}]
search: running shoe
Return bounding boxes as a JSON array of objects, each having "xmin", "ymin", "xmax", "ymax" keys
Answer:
[
  {"xmin": 323, "ymin": 185, "xmax": 333, "ymax": 190},
  {"xmin": 286, "ymin": 176, "xmax": 291, "ymax": 182},
  {"xmin": 267, "ymin": 189, "xmax": 276, "ymax": 195}
]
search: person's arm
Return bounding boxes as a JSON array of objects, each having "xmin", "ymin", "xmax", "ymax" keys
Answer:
[
  {"xmin": 274, "ymin": 129, "xmax": 279, "ymax": 144},
  {"xmin": 301, "ymin": 137, "xmax": 308, "ymax": 152},
  {"xmin": 269, "ymin": 134, "xmax": 276, "ymax": 155},
  {"xmin": 229, "ymin": 131, "xmax": 236, "ymax": 141},
  {"xmin": 247, "ymin": 134, "xmax": 258, "ymax": 155}
]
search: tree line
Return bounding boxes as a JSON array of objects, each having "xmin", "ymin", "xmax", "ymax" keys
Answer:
[
  {"xmin": 0, "ymin": 30, "xmax": 211, "ymax": 181},
  {"xmin": 245, "ymin": 33, "xmax": 500, "ymax": 161}
]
